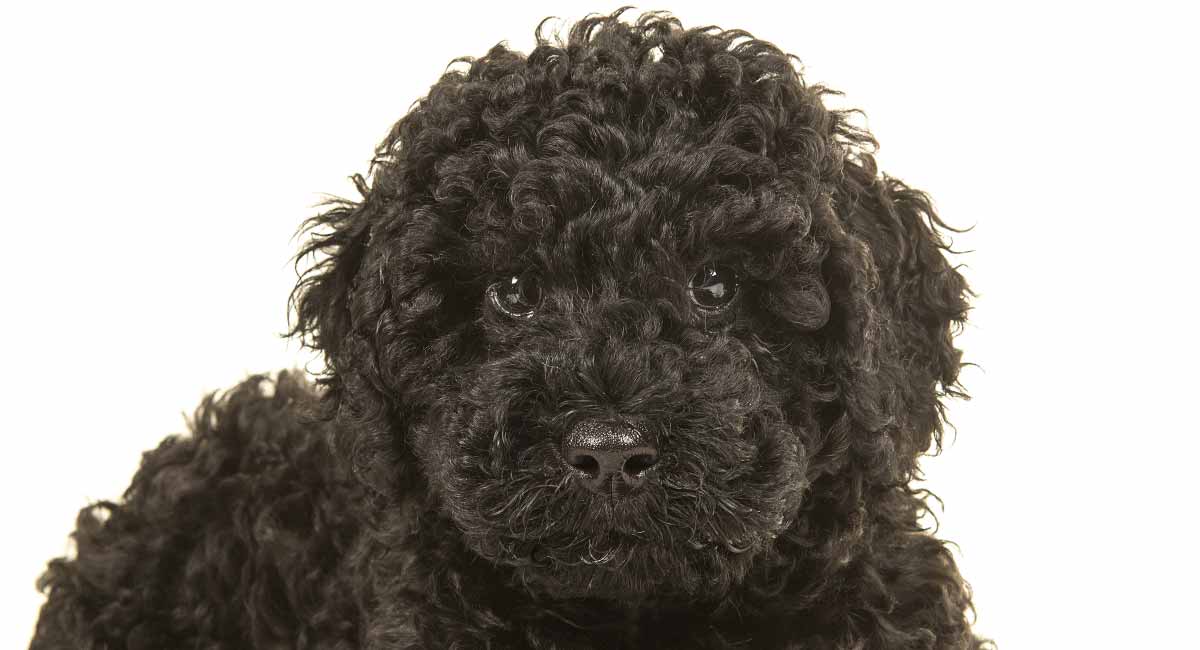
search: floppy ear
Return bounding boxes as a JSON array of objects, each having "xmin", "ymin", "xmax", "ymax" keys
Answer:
[
  {"xmin": 288, "ymin": 173, "xmax": 374, "ymax": 373},
  {"xmin": 832, "ymin": 152, "xmax": 972, "ymax": 476},
  {"xmin": 289, "ymin": 174, "xmax": 416, "ymax": 496}
]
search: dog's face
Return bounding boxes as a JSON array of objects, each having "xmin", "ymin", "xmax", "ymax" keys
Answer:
[
  {"xmin": 407, "ymin": 170, "xmax": 824, "ymax": 599},
  {"xmin": 291, "ymin": 14, "xmax": 967, "ymax": 602}
]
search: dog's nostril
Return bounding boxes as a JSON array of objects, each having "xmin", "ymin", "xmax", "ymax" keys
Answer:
[
  {"xmin": 622, "ymin": 452, "xmax": 657, "ymax": 476},
  {"xmin": 567, "ymin": 452, "xmax": 601, "ymax": 478}
]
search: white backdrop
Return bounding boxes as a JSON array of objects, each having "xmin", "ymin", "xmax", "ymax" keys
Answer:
[{"xmin": 3, "ymin": 2, "xmax": 1196, "ymax": 647}]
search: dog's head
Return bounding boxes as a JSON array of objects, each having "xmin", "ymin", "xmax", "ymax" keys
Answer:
[{"xmin": 290, "ymin": 11, "xmax": 969, "ymax": 601}]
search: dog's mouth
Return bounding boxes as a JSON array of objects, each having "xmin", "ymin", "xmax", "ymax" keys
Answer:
[
  {"xmin": 486, "ymin": 517, "xmax": 794, "ymax": 600},
  {"xmin": 446, "ymin": 457, "xmax": 804, "ymax": 600}
]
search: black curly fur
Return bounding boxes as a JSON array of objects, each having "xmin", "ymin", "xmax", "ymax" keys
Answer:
[{"xmin": 32, "ymin": 9, "xmax": 988, "ymax": 649}]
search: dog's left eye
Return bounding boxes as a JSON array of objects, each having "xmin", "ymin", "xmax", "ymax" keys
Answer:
[
  {"xmin": 487, "ymin": 273, "xmax": 541, "ymax": 319},
  {"xmin": 688, "ymin": 264, "xmax": 739, "ymax": 312}
]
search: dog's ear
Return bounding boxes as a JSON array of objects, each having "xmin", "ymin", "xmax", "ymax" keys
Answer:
[
  {"xmin": 288, "ymin": 173, "xmax": 375, "ymax": 373},
  {"xmin": 289, "ymin": 175, "xmax": 420, "ymax": 496},
  {"xmin": 829, "ymin": 152, "xmax": 972, "ymax": 477}
]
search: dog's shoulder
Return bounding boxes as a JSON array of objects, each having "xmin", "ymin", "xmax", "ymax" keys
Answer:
[
  {"xmin": 123, "ymin": 370, "xmax": 359, "ymax": 543},
  {"xmin": 161, "ymin": 369, "xmax": 345, "ymax": 496},
  {"xmin": 32, "ymin": 371, "xmax": 365, "ymax": 648}
]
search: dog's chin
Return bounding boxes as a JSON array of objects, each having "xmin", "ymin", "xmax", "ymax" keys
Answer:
[{"xmin": 475, "ymin": 530, "xmax": 774, "ymax": 602}]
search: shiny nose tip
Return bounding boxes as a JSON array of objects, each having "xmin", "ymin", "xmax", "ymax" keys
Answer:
[{"xmin": 562, "ymin": 418, "xmax": 658, "ymax": 495}]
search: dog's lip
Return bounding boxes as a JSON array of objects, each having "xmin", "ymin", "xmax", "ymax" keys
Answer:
[
  {"xmin": 688, "ymin": 517, "xmax": 794, "ymax": 555},
  {"xmin": 723, "ymin": 539, "xmax": 755, "ymax": 554},
  {"xmin": 686, "ymin": 533, "xmax": 756, "ymax": 554}
]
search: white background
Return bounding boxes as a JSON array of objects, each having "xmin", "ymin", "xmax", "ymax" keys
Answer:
[{"xmin": 3, "ymin": 2, "xmax": 1196, "ymax": 647}]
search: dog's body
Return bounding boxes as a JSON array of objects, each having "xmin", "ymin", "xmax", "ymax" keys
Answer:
[{"xmin": 32, "ymin": 12, "xmax": 986, "ymax": 649}]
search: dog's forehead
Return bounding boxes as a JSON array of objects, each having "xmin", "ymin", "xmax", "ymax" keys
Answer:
[
  {"xmin": 446, "ymin": 143, "xmax": 806, "ymax": 275},
  {"xmin": 392, "ymin": 48, "xmax": 826, "ymax": 276}
]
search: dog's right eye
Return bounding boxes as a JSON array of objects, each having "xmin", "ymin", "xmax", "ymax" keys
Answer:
[
  {"xmin": 487, "ymin": 273, "xmax": 540, "ymax": 319},
  {"xmin": 688, "ymin": 263, "xmax": 739, "ymax": 313}
]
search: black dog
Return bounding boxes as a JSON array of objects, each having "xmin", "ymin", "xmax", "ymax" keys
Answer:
[{"xmin": 32, "ymin": 11, "xmax": 986, "ymax": 649}]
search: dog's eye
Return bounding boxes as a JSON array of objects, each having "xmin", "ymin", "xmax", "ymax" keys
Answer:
[
  {"xmin": 688, "ymin": 264, "xmax": 739, "ymax": 312},
  {"xmin": 487, "ymin": 273, "xmax": 541, "ymax": 319}
]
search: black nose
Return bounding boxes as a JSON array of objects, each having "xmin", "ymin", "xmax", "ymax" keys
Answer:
[{"xmin": 562, "ymin": 418, "xmax": 658, "ymax": 495}]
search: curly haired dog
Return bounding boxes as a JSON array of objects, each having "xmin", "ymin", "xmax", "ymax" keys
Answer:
[{"xmin": 31, "ymin": 10, "xmax": 986, "ymax": 649}]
